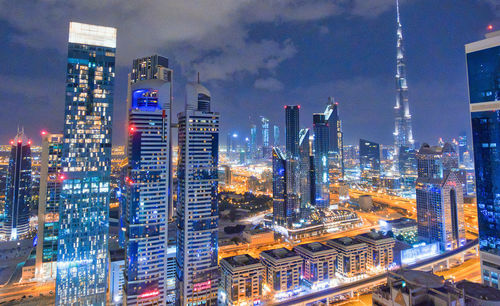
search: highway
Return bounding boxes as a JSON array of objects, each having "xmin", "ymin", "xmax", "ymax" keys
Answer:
[{"xmin": 0, "ymin": 281, "xmax": 54, "ymax": 304}]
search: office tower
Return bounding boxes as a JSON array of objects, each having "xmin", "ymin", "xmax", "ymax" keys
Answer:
[
  {"xmin": 285, "ymin": 105, "xmax": 300, "ymax": 159},
  {"xmin": 249, "ymin": 124, "xmax": 257, "ymax": 159},
  {"xmin": 56, "ymin": 22, "xmax": 116, "ymax": 305},
  {"xmin": 359, "ymin": 139, "xmax": 381, "ymax": 179},
  {"xmin": 261, "ymin": 116, "xmax": 271, "ymax": 158},
  {"xmin": 313, "ymin": 113, "xmax": 330, "ymax": 208},
  {"xmin": 219, "ymin": 255, "xmax": 265, "ymax": 306},
  {"xmin": 393, "ymin": 0, "xmax": 414, "ymax": 152},
  {"xmin": 2, "ymin": 129, "xmax": 32, "ymax": 241},
  {"xmin": 416, "ymin": 143, "xmax": 465, "ymax": 251},
  {"xmin": 466, "ymin": 30, "xmax": 500, "ymax": 288},
  {"xmin": 273, "ymin": 125, "xmax": 280, "ymax": 147},
  {"xmin": 272, "ymin": 148, "xmax": 299, "ymax": 228},
  {"xmin": 259, "ymin": 248, "xmax": 302, "ymax": 294},
  {"xmin": 35, "ymin": 132, "xmax": 63, "ymax": 280},
  {"xmin": 293, "ymin": 242, "xmax": 336, "ymax": 287},
  {"xmin": 324, "ymin": 97, "xmax": 344, "ymax": 179},
  {"xmin": 356, "ymin": 232, "xmax": 395, "ymax": 270},
  {"xmin": 326, "ymin": 237, "xmax": 367, "ymax": 279},
  {"xmin": 398, "ymin": 145, "xmax": 417, "ymax": 194},
  {"xmin": 458, "ymin": 132, "xmax": 467, "ymax": 166},
  {"xmin": 123, "ymin": 55, "xmax": 172, "ymax": 305},
  {"xmin": 299, "ymin": 129, "xmax": 311, "ymax": 216},
  {"xmin": 177, "ymin": 81, "xmax": 220, "ymax": 305}
]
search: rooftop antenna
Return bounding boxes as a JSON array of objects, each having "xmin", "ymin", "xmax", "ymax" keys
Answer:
[{"xmin": 197, "ymin": 72, "xmax": 200, "ymax": 84}]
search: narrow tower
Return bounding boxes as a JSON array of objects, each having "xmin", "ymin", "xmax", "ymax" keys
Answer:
[{"xmin": 393, "ymin": 0, "xmax": 414, "ymax": 151}]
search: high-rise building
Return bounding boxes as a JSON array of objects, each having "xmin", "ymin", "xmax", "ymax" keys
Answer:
[
  {"xmin": 273, "ymin": 125, "xmax": 280, "ymax": 147},
  {"xmin": 260, "ymin": 248, "xmax": 302, "ymax": 294},
  {"xmin": 458, "ymin": 132, "xmax": 467, "ymax": 166},
  {"xmin": 261, "ymin": 116, "xmax": 271, "ymax": 158},
  {"xmin": 293, "ymin": 242, "xmax": 336, "ymax": 287},
  {"xmin": 177, "ymin": 81, "xmax": 220, "ymax": 305},
  {"xmin": 123, "ymin": 55, "xmax": 172, "ymax": 305},
  {"xmin": 393, "ymin": 0, "xmax": 414, "ymax": 152},
  {"xmin": 359, "ymin": 139, "xmax": 380, "ymax": 179},
  {"xmin": 272, "ymin": 148, "xmax": 299, "ymax": 228},
  {"xmin": 324, "ymin": 97, "xmax": 344, "ymax": 180},
  {"xmin": 56, "ymin": 22, "xmax": 116, "ymax": 305},
  {"xmin": 35, "ymin": 132, "xmax": 63, "ymax": 280},
  {"xmin": 466, "ymin": 30, "xmax": 500, "ymax": 288},
  {"xmin": 2, "ymin": 129, "xmax": 32, "ymax": 241},
  {"xmin": 326, "ymin": 237, "xmax": 367, "ymax": 279},
  {"xmin": 299, "ymin": 128, "xmax": 312, "ymax": 217},
  {"xmin": 313, "ymin": 113, "xmax": 330, "ymax": 208},
  {"xmin": 285, "ymin": 105, "xmax": 300, "ymax": 159},
  {"xmin": 249, "ymin": 124, "xmax": 257, "ymax": 160},
  {"xmin": 416, "ymin": 143, "xmax": 465, "ymax": 251}
]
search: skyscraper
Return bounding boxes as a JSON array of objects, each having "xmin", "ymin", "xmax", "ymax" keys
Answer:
[
  {"xmin": 324, "ymin": 97, "xmax": 344, "ymax": 179},
  {"xmin": 273, "ymin": 125, "xmax": 280, "ymax": 147},
  {"xmin": 285, "ymin": 105, "xmax": 300, "ymax": 159},
  {"xmin": 272, "ymin": 147, "xmax": 299, "ymax": 228},
  {"xmin": 299, "ymin": 128, "xmax": 312, "ymax": 217},
  {"xmin": 177, "ymin": 81, "xmax": 220, "ymax": 305},
  {"xmin": 458, "ymin": 132, "xmax": 467, "ymax": 166},
  {"xmin": 313, "ymin": 113, "xmax": 330, "ymax": 208},
  {"xmin": 393, "ymin": 0, "xmax": 414, "ymax": 152},
  {"xmin": 124, "ymin": 55, "xmax": 172, "ymax": 305},
  {"xmin": 249, "ymin": 124, "xmax": 257, "ymax": 159},
  {"xmin": 261, "ymin": 116, "xmax": 271, "ymax": 158},
  {"xmin": 359, "ymin": 139, "xmax": 380, "ymax": 179},
  {"xmin": 2, "ymin": 129, "xmax": 32, "ymax": 241},
  {"xmin": 466, "ymin": 30, "xmax": 500, "ymax": 288},
  {"xmin": 56, "ymin": 22, "xmax": 116, "ymax": 305},
  {"xmin": 35, "ymin": 132, "xmax": 63, "ymax": 280},
  {"xmin": 416, "ymin": 143, "xmax": 465, "ymax": 251}
]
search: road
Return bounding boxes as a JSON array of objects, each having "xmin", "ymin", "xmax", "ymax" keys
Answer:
[{"xmin": 0, "ymin": 281, "xmax": 54, "ymax": 304}]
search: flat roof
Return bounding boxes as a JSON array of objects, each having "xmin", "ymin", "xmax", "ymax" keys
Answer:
[
  {"xmin": 358, "ymin": 231, "xmax": 392, "ymax": 241},
  {"xmin": 396, "ymin": 270, "xmax": 444, "ymax": 289},
  {"xmin": 296, "ymin": 242, "xmax": 333, "ymax": 253},
  {"xmin": 456, "ymin": 280, "xmax": 500, "ymax": 301},
  {"xmin": 262, "ymin": 247, "xmax": 299, "ymax": 260},
  {"xmin": 329, "ymin": 237, "xmax": 364, "ymax": 247},
  {"xmin": 223, "ymin": 254, "xmax": 261, "ymax": 268}
]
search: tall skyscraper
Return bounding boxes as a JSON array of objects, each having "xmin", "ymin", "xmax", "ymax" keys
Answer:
[
  {"xmin": 466, "ymin": 30, "xmax": 500, "ymax": 288},
  {"xmin": 273, "ymin": 125, "xmax": 280, "ymax": 147},
  {"xmin": 35, "ymin": 132, "xmax": 63, "ymax": 280},
  {"xmin": 359, "ymin": 139, "xmax": 380, "ymax": 179},
  {"xmin": 313, "ymin": 113, "xmax": 330, "ymax": 208},
  {"xmin": 416, "ymin": 143, "xmax": 465, "ymax": 251},
  {"xmin": 2, "ymin": 129, "xmax": 32, "ymax": 241},
  {"xmin": 285, "ymin": 105, "xmax": 300, "ymax": 159},
  {"xmin": 123, "ymin": 55, "xmax": 172, "ymax": 305},
  {"xmin": 56, "ymin": 22, "xmax": 116, "ymax": 305},
  {"xmin": 249, "ymin": 124, "xmax": 257, "ymax": 160},
  {"xmin": 261, "ymin": 116, "xmax": 271, "ymax": 158},
  {"xmin": 325, "ymin": 97, "xmax": 344, "ymax": 179},
  {"xmin": 272, "ymin": 147, "xmax": 299, "ymax": 228},
  {"xmin": 177, "ymin": 81, "xmax": 220, "ymax": 305},
  {"xmin": 393, "ymin": 0, "xmax": 414, "ymax": 152},
  {"xmin": 299, "ymin": 129, "xmax": 311, "ymax": 215},
  {"xmin": 458, "ymin": 132, "xmax": 467, "ymax": 166}
]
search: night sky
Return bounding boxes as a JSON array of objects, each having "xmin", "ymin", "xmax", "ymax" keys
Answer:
[{"xmin": 0, "ymin": 0, "xmax": 498, "ymax": 146}]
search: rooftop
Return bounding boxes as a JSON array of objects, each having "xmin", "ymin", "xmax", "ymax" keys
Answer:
[
  {"xmin": 223, "ymin": 254, "xmax": 261, "ymax": 268},
  {"xmin": 358, "ymin": 231, "xmax": 392, "ymax": 241},
  {"xmin": 296, "ymin": 242, "xmax": 333, "ymax": 253},
  {"xmin": 395, "ymin": 269, "xmax": 444, "ymax": 289},
  {"xmin": 262, "ymin": 247, "xmax": 299, "ymax": 260},
  {"xmin": 456, "ymin": 280, "xmax": 500, "ymax": 301},
  {"xmin": 329, "ymin": 237, "xmax": 365, "ymax": 247}
]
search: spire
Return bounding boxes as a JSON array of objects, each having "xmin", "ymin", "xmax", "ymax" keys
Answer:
[{"xmin": 396, "ymin": 0, "xmax": 400, "ymax": 25}]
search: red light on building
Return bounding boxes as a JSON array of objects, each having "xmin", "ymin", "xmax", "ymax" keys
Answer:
[
  {"xmin": 193, "ymin": 280, "xmax": 212, "ymax": 292},
  {"xmin": 41, "ymin": 130, "xmax": 47, "ymax": 136},
  {"xmin": 28, "ymin": 140, "xmax": 32, "ymax": 145},
  {"xmin": 59, "ymin": 174, "xmax": 66, "ymax": 181},
  {"xmin": 17, "ymin": 139, "xmax": 22, "ymax": 144},
  {"xmin": 488, "ymin": 24, "xmax": 494, "ymax": 31},
  {"xmin": 9, "ymin": 140, "xmax": 14, "ymax": 145},
  {"xmin": 297, "ymin": 105, "xmax": 301, "ymax": 109},
  {"xmin": 139, "ymin": 290, "xmax": 159, "ymax": 298}
]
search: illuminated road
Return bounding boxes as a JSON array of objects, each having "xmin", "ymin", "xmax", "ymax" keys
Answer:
[{"xmin": 0, "ymin": 281, "xmax": 54, "ymax": 303}]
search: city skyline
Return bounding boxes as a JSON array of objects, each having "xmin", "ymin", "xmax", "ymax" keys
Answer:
[{"xmin": 0, "ymin": 0, "xmax": 497, "ymax": 146}]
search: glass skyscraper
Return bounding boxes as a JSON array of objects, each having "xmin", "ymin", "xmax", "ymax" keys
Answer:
[
  {"xmin": 313, "ymin": 113, "xmax": 330, "ymax": 208},
  {"xmin": 177, "ymin": 82, "xmax": 220, "ymax": 305},
  {"xmin": 272, "ymin": 147, "xmax": 299, "ymax": 228},
  {"xmin": 56, "ymin": 22, "xmax": 116, "ymax": 305},
  {"xmin": 466, "ymin": 31, "xmax": 500, "ymax": 288},
  {"xmin": 123, "ymin": 55, "xmax": 173, "ymax": 305},
  {"xmin": 35, "ymin": 132, "xmax": 63, "ymax": 280},
  {"xmin": 359, "ymin": 139, "xmax": 381, "ymax": 179},
  {"xmin": 299, "ymin": 128, "xmax": 312, "ymax": 217},
  {"xmin": 285, "ymin": 105, "xmax": 300, "ymax": 159},
  {"xmin": 261, "ymin": 116, "xmax": 271, "ymax": 158},
  {"xmin": 2, "ymin": 129, "xmax": 32, "ymax": 241},
  {"xmin": 324, "ymin": 97, "xmax": 344, "ymax": 180}
]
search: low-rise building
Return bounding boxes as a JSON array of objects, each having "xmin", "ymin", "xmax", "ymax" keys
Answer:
[
  {"xmin": 242, "ymin": 227, "xmax": 275, "ymax": 245},
  {"xmin": 327, "ymin": 237, "xmax": 367, "ymax": 279},
  {"xmin": 293, "ymin": 242, "xmax": 336, "ymax": 288},
  {"xmin": 356, "ymin": 231, "xmax": 395, "ymax": 270},
  {"xmin": 379, "ymin": 217, "xmax": 417, "ymax": 237},
  {"xmin": 219, "ymin": 254, "xmax": 265, "ymax": 306},
  {"xmin": 260, "ymin": 248, "xmax": 302, "ymax": 293}
]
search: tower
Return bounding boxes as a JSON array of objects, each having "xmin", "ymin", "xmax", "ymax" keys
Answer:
[
  {"xmin": 393, "ymin": 0, "xmax": 414, "ymax": 152},
  {"xmin": 56, "ymin": 22, "xmax": 116, "ymax": 305},
  {"xmin": 324, "ymin": 97, "xmax": 344, "ymax": 181},
  {"xmin": 124, "ymin": 55, "xmax": 173, "ymax": 304},
  {"xmin": 285, "ymin": 105, "xmax": 300, "ymax": 159},
  {"xmin": 177, "ymin": 81, "xmax": 220, "ymax": 305},
  {"xmin": 313, "ymin": 113, "xmax": 330, "ymax": 208}
]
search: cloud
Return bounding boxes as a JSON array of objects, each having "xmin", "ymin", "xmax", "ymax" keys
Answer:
[
  {"xmin": 319, "ymin": 25, "xmax": 330, "ymax": 35},
  {"xmin": 254, "ymin": 77, "xmax": 285, "ymax": 91}
]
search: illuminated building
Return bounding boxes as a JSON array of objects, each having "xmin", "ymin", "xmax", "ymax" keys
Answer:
[
  {"xmin": 356, "ymin": 232, "xmax": 395, "ymax": 270},
  {"xmin": 177, "ymin": 81, "xmax": 220, "ymax": 305},
  {"xmin": 393, "ymin": 0, "xmax": 414, "ymax": 152},
  {"xmin": 123, "ymin": 55, "xmax": 172, "ymax": 305},
  {"xmin": 110, "ymin": 249, "xmax": 125, "ymax": 305},
  {"xmin": 324, "ymin": 97, "xmax": 344, "ymax": 180},
  {"xmin": 293, "ymin": 242, "xmax": 336, "ymax": 287},
  {"xmin": 261, "ymin": 116, "xmax": 271, "ymax": 158},
  {"xmin": 35, "ymin": 132, "xmax": 63, "ymax": 279},
  {"xmin": 458, "ymin": 132, "xmax": 467, "ymax": 166},
  {"xmin": 273, "ymin": 125, "xmax": 280, "ymax": 147},
  {"xmin": 359, "ymin": 139, "xmax": 380, "ymax": 180},
  {"xmin": 379, "ymin": 217, "xmax": 417, "ymax": 237},
  {"xmin": 249, "ymin": 124, "xmax": 257, "ymax": 160},
  {"xmin": 326, "ymin": 237, "xmax": 367, "ymax": 278},
  {"xmin": 260, "ymin": 248, "xmax": 302, "ymax": 293},
  {"xmin": 56, "ymin": 22, "xmax": 116, "ymax": 305},
  {"xmin": 398, "ymin": 145, "xmax": 417, "ymax": 193},
  {"xmin": 2, "ymin": 128, "xmax": 32, "ymax": 241},
  {"xmin": 416, "ymin": 143, "xmax": 465, "ymax": 251},
  {"xmin": 272, "ymin": 147, "xmax": 299, "ymax": 227},
  {"xmin": 298, "ymin": 128, "xmax": 312, "ymax": 217},
  {"xmin": 219, "ymin": 254, "xmax": 264, "ymax": 306},
  {"xmin": 466, "ymin": 30, "xmax": 500, "ymax": 288},
  {"xmin": 313, "ymin": 113, "xmax": 330, "ymax": 208},
  {"xmin": 285, "ymin": 105, "xmax": 300, "ymax": 159}
]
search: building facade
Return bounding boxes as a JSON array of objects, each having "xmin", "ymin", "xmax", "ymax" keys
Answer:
[
  {"xmin": 359, "ymin": 139, "xmax": 381, "ymax": 179},
  {"xmin": 56, "ymin": 22, "xmax": 116, "ymax": 305},
  {"xmin": 324, "ymin": 97, "xmax": 344, "ymax": 181},
  {"xmin": 272, "ymin": 148, "xmax": 299, "ymax": 228},
  {"xmin": 35, "ymin": 132, "xmax": 63, "ymax": 280},
  {"xmin": 177, "ymin": 82, "xmax": 220, "ymax": 305},
  {"xmin": 327, "ymin": 237, "xmax": 367, "ymax": 279},
  {"xmin": 260, "ymin": 248, "xmax": 302, "ymax": 294},
  {"xmin": 285, "ymin": 105, "xmax": 300, "ymax": 159},
  {"xmin": 356, "ymin": 232, "xmax": 395, "ymax": 270},
  {"xmin": 294, "ymin": 242, "xmax": 336, "ymax": 288},
  {"xmin": 123, "ymin": 55, "xmax": 172, "ymax": 305},
  {"xmin": 313, "ymin": 113, "xmax": 330, "ymax": 208},
  {"xmin": 2, "ymin": 129, "xmax": 32, "ymax": 241},
  {"xmin": 466, "ymin": 30, "xmax": 500, "ymax": 288},
  {"xmin": 299, "ymin": 128, "xmax": 312, "ymax": 217}
]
